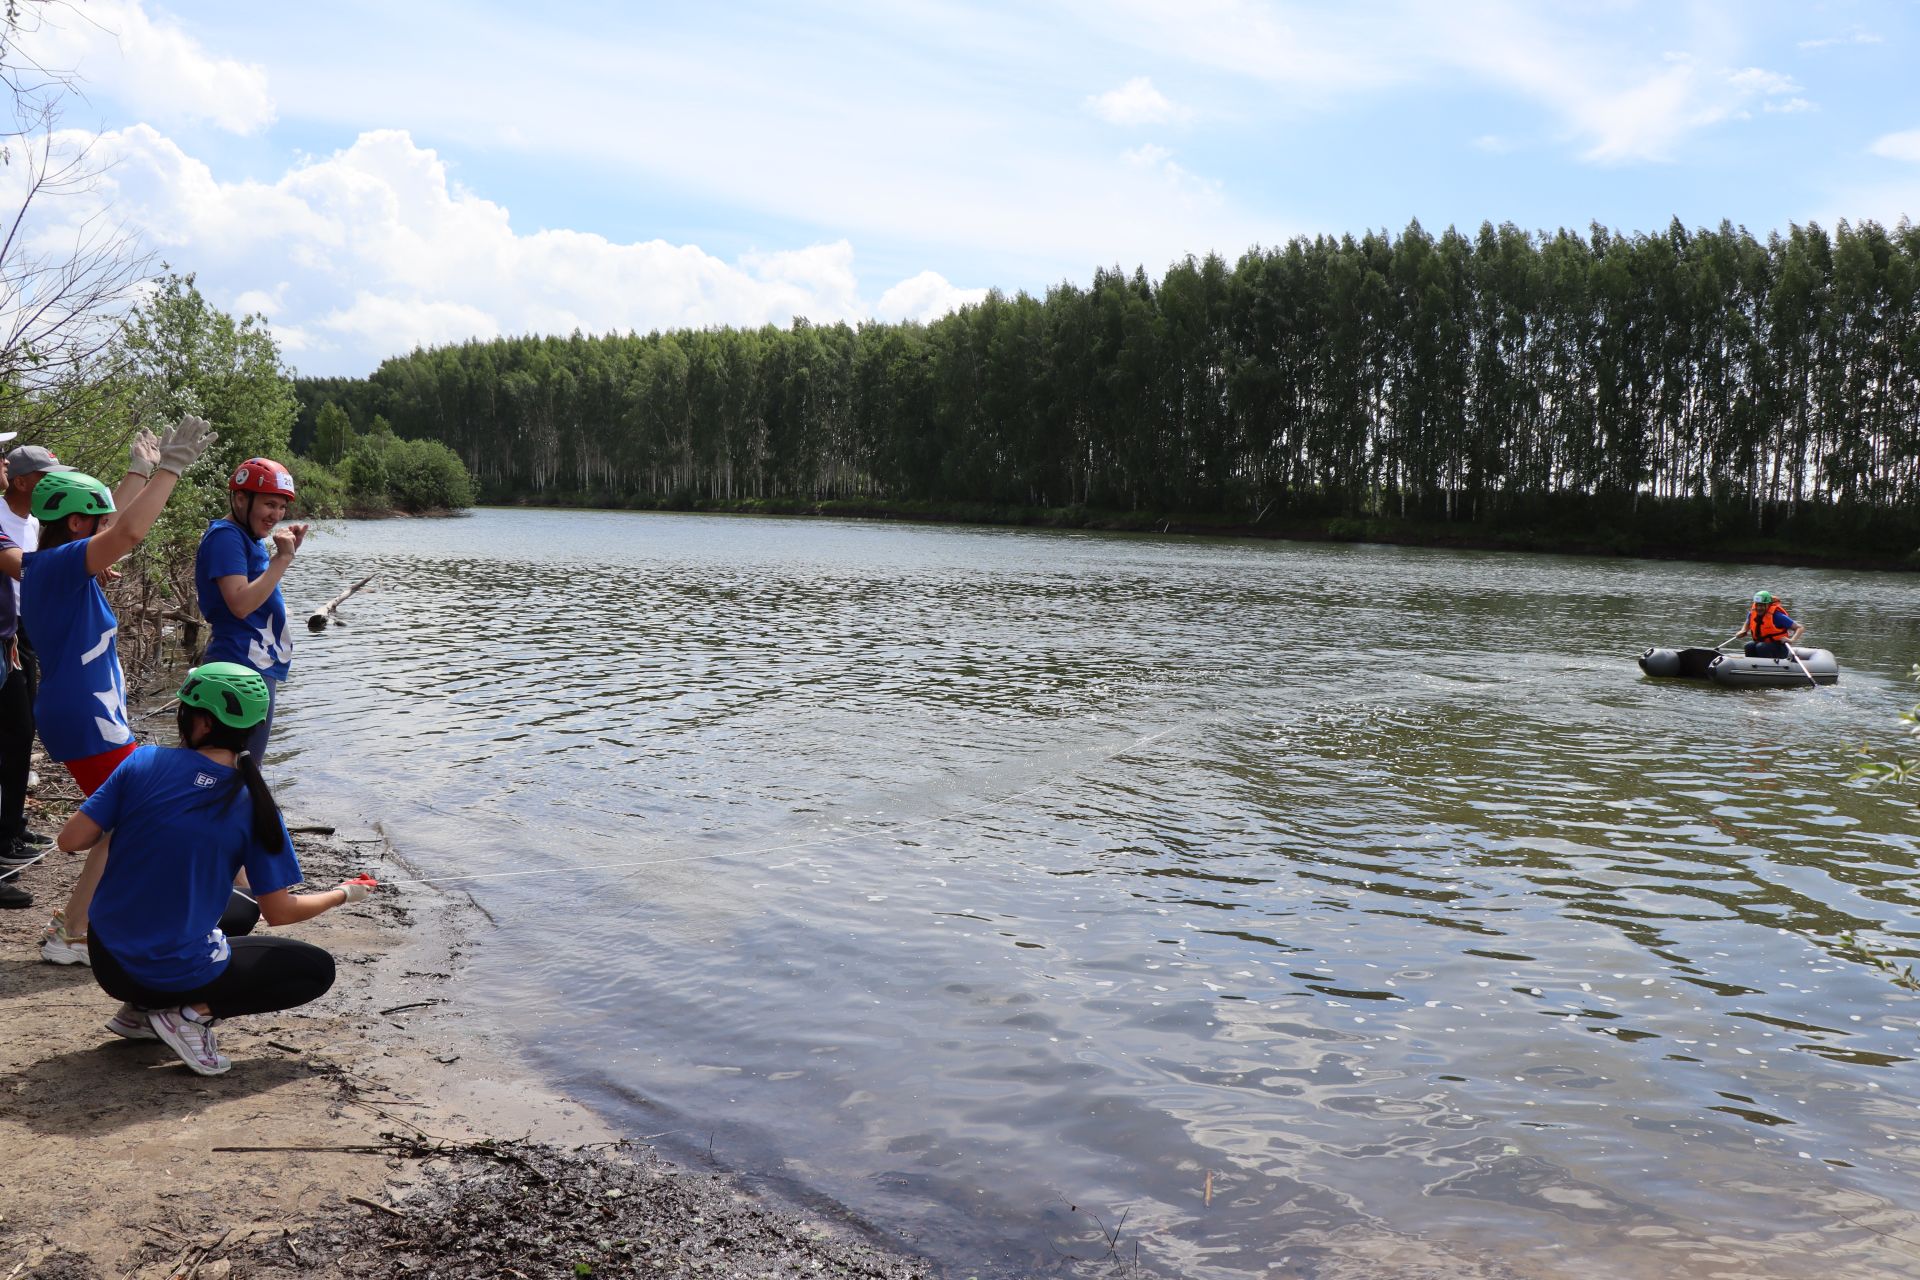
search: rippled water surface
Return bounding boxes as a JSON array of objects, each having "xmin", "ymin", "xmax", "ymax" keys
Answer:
[{"xmin": 274, "ymin": 509, "xmax": 1920, "ymax": 1279}]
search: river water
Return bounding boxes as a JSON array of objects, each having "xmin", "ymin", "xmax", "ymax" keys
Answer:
[{"xmin": 274, "ymin": 508, "xmax": 1920, "ymax": 1280}]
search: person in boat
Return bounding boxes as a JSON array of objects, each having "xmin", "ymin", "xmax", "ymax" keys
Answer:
[
  {"xmin": 1738, "ymin": 590, "xmax": 1802, "ymax": 659},
  {"xmin": 56, "ymin": 662, "xmax": 374, "ymax": 1076}
]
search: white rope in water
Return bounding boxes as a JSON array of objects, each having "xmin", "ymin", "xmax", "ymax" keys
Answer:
[{"xmin": 372, "ymin": 719, "xmax": 1192, "ymax": 889}]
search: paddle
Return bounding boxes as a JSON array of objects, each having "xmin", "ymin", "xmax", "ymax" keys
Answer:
[{"xmin": 1783, "ymin": 635, "xmax": 1827, "ymax": 692}]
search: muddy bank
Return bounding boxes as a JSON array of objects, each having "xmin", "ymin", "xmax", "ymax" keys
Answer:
[{"xmin": 0, "ymin": 771, "xmax": 935, "ymax": 1280}]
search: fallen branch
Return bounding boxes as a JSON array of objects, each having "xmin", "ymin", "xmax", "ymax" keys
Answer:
[
  {"xmin": 346, "ymin": 1194, "xmax": 407, "ymax": 1219},
  {"xmin": 378, "ymin": 999, "xmax": 443, "ymax": 1016},
  {"xmin": 130, "ymin": 604, "xmax": 198, "ymax": 626},
  {"xmin": 212, "ymin": 1144, "xmax": 398, "ymax": 1154},
  {"xmin": 307, "ymin": 573, "xmax": 376, "ymax": 632}
]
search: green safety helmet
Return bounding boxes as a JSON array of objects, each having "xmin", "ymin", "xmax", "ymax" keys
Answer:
[
  {"xmin": 29, "ymin": 471, "xmax": 114, "ymax": 522},
  {"xmin": 1753, "ymin": 590, "xmax": 1774, "ymax": 605},
  {"xmin": 177, "ymin": 662, "xmax": 271, "ymax": 729}
]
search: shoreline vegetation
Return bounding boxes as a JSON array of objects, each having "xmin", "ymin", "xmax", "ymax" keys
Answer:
[
  {"xmin": 299, "ymin": 218, "xmax": 1920, "ymax": 566},
  {"xmin": 489, "ymin": 492, "xmax": 1920, "ymax": 572}
]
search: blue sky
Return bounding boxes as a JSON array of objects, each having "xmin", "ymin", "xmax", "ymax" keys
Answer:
[{"xmin": 12, "ymin": 0, "xmax": 1920, "ymax": 376}]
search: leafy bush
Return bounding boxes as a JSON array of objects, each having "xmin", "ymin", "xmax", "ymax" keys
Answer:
[
  {"xmin": 287, "ymin": 456, "xmax": 348, "ymax": 518},
  {"xmin": 342, "ymin": 438, "xmax": 390, "ymax": 508},
  {"xmin": 384, "ymin": 438, "xmax": 475, "ymax": 511}
]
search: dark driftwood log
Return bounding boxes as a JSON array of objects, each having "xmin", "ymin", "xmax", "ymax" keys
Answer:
[{"xmin": 307, "ymin": 574, "xmax": 376, "ymax": 632}]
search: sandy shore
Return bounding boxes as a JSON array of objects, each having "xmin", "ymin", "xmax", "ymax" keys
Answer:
[{"xmin": 0, "ymin": 766, "xmax": 935, "ymax": 1279}]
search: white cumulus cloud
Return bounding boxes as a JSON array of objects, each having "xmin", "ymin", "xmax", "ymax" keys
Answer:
[
  {"xmin": 1869, "ymin": 129, "xmax": 1920, "ymax": 164},
  {"xmin": 1087, "ymin": 76, "xmax": 1190, "ymax": 125},
  {"xmin": 63, "ymin": 127, "xmax": 988, "ymax": 373},
  {"xmin": 17, "ymin": 0, "xmax": 273, "ymax": 134},
  {"xmin": 874, "ymin": 272, "xmax": 989, "ymax": 323}
]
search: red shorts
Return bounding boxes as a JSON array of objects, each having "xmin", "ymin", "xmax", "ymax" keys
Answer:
[{"xmin": 63, "ymin": 742, "xmax": 141, "ymax": 796}]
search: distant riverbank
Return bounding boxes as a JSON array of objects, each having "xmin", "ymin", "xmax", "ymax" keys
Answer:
[{"xmin": 488, "ymin": 493, "xmax": 1920, "ymax": 572}]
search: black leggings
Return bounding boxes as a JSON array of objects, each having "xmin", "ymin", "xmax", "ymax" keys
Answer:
[
  {"xmin": 87, "ymin": 889, "xmax": 336, "ymax": 1019},
  {"xmin": 0, "ymin": 640, "xmax": 37, "ymax": 838}
]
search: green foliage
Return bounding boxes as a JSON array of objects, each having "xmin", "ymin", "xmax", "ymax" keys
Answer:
[
  {"xmin": 1854, "ymin": 664, "xmax": 1920, "ymax": 787},
  {"xmin": 342, "ymin": 437, "xmax": 389, "ymax": 507},
  {"xmin": 293, "ymin": 218, "xmax": 1920, "ymax": 550},
  {"xmin": 286, "ymin": 455, "xmax": 348, "ymax": 518},
  {"xmin": 1835, "ymin": 932, "xmax": 1920, "ymax": 992},
  {"xmin": 382, "ymin": 437, "xmax": 474, "ymax": 511},
  {"xmin": 312, "ymin": 400, "xmax": 354, "ymax": 465},
  {"xmin": 94, "ymin": 274, "xmax": 301, "ymax": 619},
  {"xmin": 116, "ymin": 273, "xmax": 297, "ymax": 472},
  {"xmin": 332, "ymin": 432, "xmax": 474, "ymax": 512}
]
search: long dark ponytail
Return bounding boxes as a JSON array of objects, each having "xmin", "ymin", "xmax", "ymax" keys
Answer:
[{"xmin": 177, "ymin": 706, "xmax": 283, "ymax": 849}]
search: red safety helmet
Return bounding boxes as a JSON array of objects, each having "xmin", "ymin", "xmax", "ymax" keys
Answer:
[{"xmin": 229, "ymin": 457, "xmax": 296, "ymax": 498}]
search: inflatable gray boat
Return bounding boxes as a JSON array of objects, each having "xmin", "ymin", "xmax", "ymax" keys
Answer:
[{"xmin": 1639, "ymin": 645, "xmax": 1839, "ymax": 687}]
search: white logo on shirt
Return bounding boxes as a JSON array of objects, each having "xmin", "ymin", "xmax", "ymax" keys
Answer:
[{"xmin": 193, "ymin": 772, "xmax": 217, "ymax": 788}]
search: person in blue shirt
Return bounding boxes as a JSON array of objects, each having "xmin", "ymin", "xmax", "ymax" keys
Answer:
[
  {"xmin": 23, "ymin": 416, "xmax": 216, "ymax": 964},
  {"xmin": 195, "ymin": 457, "xmax": 308, "ymax": 761},
  {"xmin": 57, "ymin": 662, "xmax": 376, "ymax": 1077}
]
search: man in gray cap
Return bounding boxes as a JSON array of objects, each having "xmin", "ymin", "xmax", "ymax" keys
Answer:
[{"xmin": 0, "ymin": 437, "xmax": 70, "ymax": 868}]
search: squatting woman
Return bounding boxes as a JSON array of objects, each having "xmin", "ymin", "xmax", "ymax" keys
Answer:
[{"xmin": 59, "ymin": 662, "xmax": 375, "ymax": 1076}]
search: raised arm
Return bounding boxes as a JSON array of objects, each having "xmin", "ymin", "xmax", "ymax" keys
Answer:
[
  {"xmin": 84, "ymin": 417, "xmax": 217, "ymax": 577},
  {"xmin": 107, "ymin": 428, "xmax": 161, "ymax": 511}
]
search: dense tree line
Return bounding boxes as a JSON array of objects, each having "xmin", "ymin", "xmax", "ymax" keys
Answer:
[{"xmin": 295, "ymin": 218, "xmax": 1920, "ymax": 551}]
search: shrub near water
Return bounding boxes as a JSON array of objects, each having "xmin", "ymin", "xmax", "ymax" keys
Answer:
[
  {"xmin": 304, "ymin": 433, "xmax": 473, "ymax": 515},
  {"xmin": 382, "ymin": 437, "xmax": 475, "ymax": 511},
  {"xmin": 287, "ymin": 456, "xmax": 349, "ymax": 518}
]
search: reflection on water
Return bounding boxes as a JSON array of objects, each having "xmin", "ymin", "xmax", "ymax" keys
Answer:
[{"xmin": 276, "ymin": 510, "xmax": 1920, "ymax": 1279}]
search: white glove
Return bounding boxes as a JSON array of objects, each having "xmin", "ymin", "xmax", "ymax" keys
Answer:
[
  {"xmin": 126, "ymin": 428, "xmax": 159, "ymax": 478},
  {"xmin": 156, "ymin": 415, "xmax": 218, "ymax": 475},
  {"xmin": 337, "ymin": 879, "xmax": 372, "ymax": 904}
]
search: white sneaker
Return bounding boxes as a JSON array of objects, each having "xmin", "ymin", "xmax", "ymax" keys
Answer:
[
  {"xmin": 39, "ymin": 911, "xmax": 88, "ymax": 966},
  {"xmin": 105, "ymin": 1002, "xmax": 156, "ymax": 1040},
  {"xmin": 148, "ymin": 1007, "xmax": 230, "ymax": 1075}
]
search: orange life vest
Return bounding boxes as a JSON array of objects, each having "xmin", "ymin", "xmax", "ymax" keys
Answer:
[{"xmin": 1747, "ymin": 601, "xmax": 1790, "ymax": 642}]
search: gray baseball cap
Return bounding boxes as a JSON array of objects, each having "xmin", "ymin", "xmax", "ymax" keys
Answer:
[{"xmin": 5, "ymin": 444, "xmax": 73, "ymax": 476}]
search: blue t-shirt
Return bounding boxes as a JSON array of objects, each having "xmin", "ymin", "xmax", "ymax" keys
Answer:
[
  {"xmin": 21, "ymin": 538, "xmax": 131, "ymax": 760},
  {"xmin": 195, "ymin": 519, "xmax": 293, "ymax": 680},
  {"xmin": 83, "ymin": 746, "xmax": 302, "ymax": 991}
]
